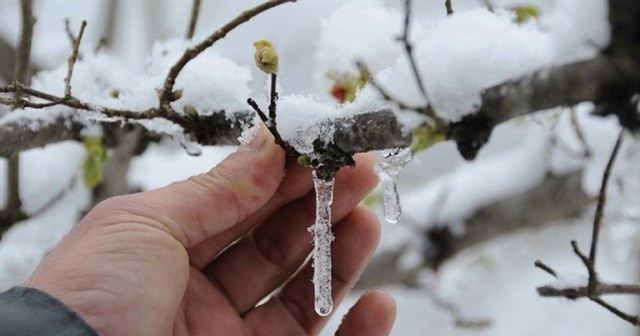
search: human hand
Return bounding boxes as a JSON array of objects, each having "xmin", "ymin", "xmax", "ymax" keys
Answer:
[{"xmin": 25, "ymin": 126, "xmax": 396, "ymax": 336}]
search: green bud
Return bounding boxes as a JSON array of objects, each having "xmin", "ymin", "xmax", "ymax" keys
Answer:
[
  {"xmin": 410, "ymin": 125, "xmax": 445, "ymax": 153},
  {"xmin": 183, "ymin": 104, "xmax": 199, "ymax": 120},
  {"xmin": 297, "ymin": 155, "xmax": 312, "ymax": 167},
  {"xmin": 171, "ymin": 89, "xmax": 183, "ymax": 102},
  {"xmin": 512, "ymin": 4, "xmax": 540, "ymax": 23},
  {"xmin": 253, "ymin": 39, "xmax": 279, "ymax": 74},
  {"xmin": 81, "ymin": 137, "xmax": 108, "ymax": 188}
]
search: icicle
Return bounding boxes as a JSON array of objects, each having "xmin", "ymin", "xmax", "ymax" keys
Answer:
[
  {"xmin": 309, "ymin": 170, "xmax": 335, "ymax": 316},
  {"xmin": 374, "ymin": 147, "xmax": 413, "ymax": 223}
]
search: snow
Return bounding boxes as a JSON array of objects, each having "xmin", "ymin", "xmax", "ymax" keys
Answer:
[
  {"xmin": 275, "ymin": 88, "xmax": 389, "ymax": 154},
  {"xmin": 402, "ymin": 120, "xmax": 550, "ymax": 230},
  {"xmin": 313, "ymin": 1, "xmax": 406, "ymax": 99},
  {"xmin": 546, "ymin": 270, "xmax": 589, "ymax": 290},
  {"xmin": 310, "ymin": 171, "xmax": 335, "ymax": 316},
  {"xmin": 0, "ymin": 1, "xmax": 638, "ymax": 335}
]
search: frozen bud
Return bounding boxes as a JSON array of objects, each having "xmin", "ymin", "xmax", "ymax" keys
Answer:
[
  {"xmin": 183, "ymin": 105, "xmax": 199, "ymax": 120},
  {"xmin": 253, "ymin": 39, "xmax": 279, "ymax": 74},
  {"xmin": 171, "ymin": 89, "xmax": 183, "ymax": 102}
]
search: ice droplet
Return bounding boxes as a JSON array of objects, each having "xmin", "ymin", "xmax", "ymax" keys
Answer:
[
  {"xmin": 374, "ymin": 147, "xmax": 412, "ymax": 223},
  {"xmin": 310, "ymin": 170, "xmax": 335, "ymax": 316}
]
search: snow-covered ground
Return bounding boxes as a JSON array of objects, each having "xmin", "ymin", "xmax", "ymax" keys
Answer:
[{"xmin": 1, "ymin": 1, "xmax": 638, "ymax": 335}]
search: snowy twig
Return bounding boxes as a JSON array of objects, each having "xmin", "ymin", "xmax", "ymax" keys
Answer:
[
  {"xmin": 185, "ymin": 0, "xmax": 202, "ymax": 39},
  {"xmin": 159, "ymin": 0, "xmax": 297, "ymax": 110},
  {"xmin": 63, "ymin": 19, "xmax": 87, "ymax": 97},
  {"xmin": 399, "ymin": 0, "xmax": 428, "ymax": 106},
  {"xmin": 445, "ymin": 0, "xmax": 454, "ymax": 15},
  {"xmin": 247, "ymin": 72, "xmax": 299, "ymax": 158},
  {"xmin": 0, "ymin": 83, "xmax": 191, "ymax": 130},
  {"xmin": 398, "ymin": 0, "xmax": 446, "ymax": 129},
  {"xmin": 535, "ymin": 131, "xmax": 640, "ymax": 326},
  {"xmin": 356, "ymin": 61, "xmax": 423, "ymax": 112},
  {"xmin": 357, "ymin": 60, "xmax": 444, "ymax": 132}
]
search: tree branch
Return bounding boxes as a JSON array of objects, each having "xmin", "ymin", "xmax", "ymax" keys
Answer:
[
  {"xmin": 537, "ymin": 283, "xmax": 640, "ymax": 299},
  {"xmin": 535, "ymin": 131, "xmax": 638, "ymax": 326},
  {"xmin": 185, "ymin": 0, "xmax": 202, "ymax": 39},
  {"xmin": 63, "ymin": 19, "xmax": 87, "ymax": 97}
]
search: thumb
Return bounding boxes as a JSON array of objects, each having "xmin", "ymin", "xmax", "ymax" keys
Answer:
[
  {"xmin": 88, "ymin": 125, "xmax": 285, "ymax": 248},
  {"xmin": 336, "ymin": 290, "xmax": 397, "ymax": 336}
]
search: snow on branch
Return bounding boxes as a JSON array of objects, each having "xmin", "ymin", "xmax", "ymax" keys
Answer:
[{"xmin": 1, "ymin": 0, "xmax": 638, "ymax": 165}]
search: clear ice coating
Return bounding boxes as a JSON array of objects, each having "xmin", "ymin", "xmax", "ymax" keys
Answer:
[
  {"xmin": 310, "ymin": 171, "xmax": 335, "ymax": 316},
  {"xmin": 374, "ymin": 147, "xmax": 413, "ymax": 223}
]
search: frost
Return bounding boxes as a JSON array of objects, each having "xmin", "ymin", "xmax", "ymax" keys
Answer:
[
  {"xmin": 309, "ymin": 171, "xmax": 335, "ymax": 316},
  {"xmin": 375, "ymin": 147, "xmax": 413, "ymax": 223}
]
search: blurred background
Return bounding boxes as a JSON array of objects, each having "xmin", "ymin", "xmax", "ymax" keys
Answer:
[{"xmin": 1, "ymin": 1, "xmax": 638, "ymax": 335}]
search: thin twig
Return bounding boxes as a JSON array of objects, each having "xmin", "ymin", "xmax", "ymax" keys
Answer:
[
  {"xmin": 535, "ymin": 130, "xmax": 638, "ymax": 326},
  {"xmin": 160, "ymin": 0, "xmax": 296, "ymax": 110},
  {"xmin": 63, "ymin": 20, "xmax": 87, "ymax": 97},
  {"xmin": 247, "ymin": 73, "xmax": 299, "ymax": 159},
  {"xmin": 247, "ymin": 98, "xmax": 268, "ymax": 123},
  {"xmin": 356, "ymin": 61, "xmax": 423, "ymax": 112},
  {"xmin": 399, "ymin": 0, "xmax": 428, "ymax": 100},
  {"xmin": 185, "ymin": 0, "xmax": 202, "ymax": 39},
  {"xmin": 445, "ymin": 0, "xmax": 454, "ymax": 15},
  {"xmin": 1, "ymin": 0, "xmax": 34, "ymax": 232},
  {"xmin": 589, "ymin": 130, "xmax": 624, "ymax": 265},
  {"xmin": 1, "ymin": 82, "xmax": 192, "ymax": 130},
  {"xmin": 591, "ymin": 297, "xmax": 640, "ymax": 325},
  {"xmin": 398, "ymin": 0, "xmax": 443, "ymax": 125},
  {"xmin": 534, "ymin": 260, "xmax": 557, "ymax": 277},
  {"xmin": 268, "ymin": 73, "xmax": 278, "ymax": 120},
  {"xmin": 13, "ymin": 0, "xmax": 34, "ymax": 86}
]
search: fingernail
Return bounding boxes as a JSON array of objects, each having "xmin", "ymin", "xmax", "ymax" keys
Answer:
[{"xmin": 238, "ymin": 124, "xmax": 267, "ymax": 152}]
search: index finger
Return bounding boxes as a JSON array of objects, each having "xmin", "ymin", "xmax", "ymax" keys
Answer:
[{"xmin": 85, "ymin": 125, "xmax": 285, "ymax": 248}]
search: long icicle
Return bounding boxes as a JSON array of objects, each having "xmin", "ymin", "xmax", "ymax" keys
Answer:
[
  {"xmin": 374, "ymin": 147, "xmax": 413, "ymax": 223},
  {"xmin": 310, "ymin": 170, "xmax": 335, "ymax": 316}
]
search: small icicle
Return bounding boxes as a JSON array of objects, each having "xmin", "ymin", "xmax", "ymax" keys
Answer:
[
  {"xmin": 374, "ymin": 147, "xmax": 413, "ymax": 223},
  {"xmin": 310, "ymin": 170, "xmax": 335, "ymax": 316}
]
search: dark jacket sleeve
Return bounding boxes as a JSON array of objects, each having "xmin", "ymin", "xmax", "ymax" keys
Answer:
[{"xmin": 0, "ymin": 286, "xmax": 98, "ymax": 336}]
